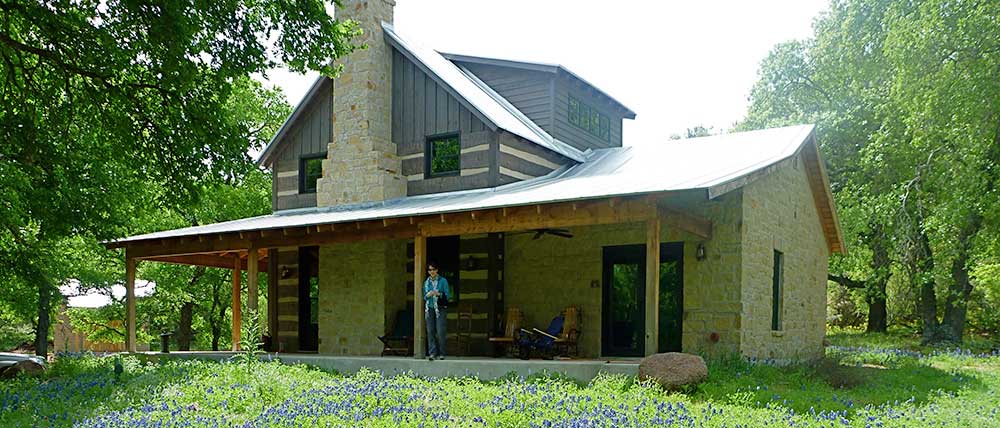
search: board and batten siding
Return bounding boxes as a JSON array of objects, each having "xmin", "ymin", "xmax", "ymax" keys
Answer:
[
  {"xmin": 552, "ymin": 77, "xmax": 623, "ymax": 150},
  {"xmin": 392, "ymin": 49, "xmax": 501, "ymax": 196},
  {"xmin": 460, "ymin": 63, "xmax": 554, "ymax": 133},
  {"xmin": 271, "ymin": 79, "xmax": 333, "ymax": 211}
]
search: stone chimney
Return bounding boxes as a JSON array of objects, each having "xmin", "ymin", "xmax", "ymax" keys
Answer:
[{"xmin": 316, "ymin": 0, "xmax": 405, "ymax": 207}]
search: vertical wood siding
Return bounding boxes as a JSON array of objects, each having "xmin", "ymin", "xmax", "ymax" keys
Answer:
[
  {"xmin": 393, "ymin": 49, "xmax": 499, "ymax": 195},
  {"xmin": 271, "ymin": 79, "xmax": 332, "ymax": 211}
]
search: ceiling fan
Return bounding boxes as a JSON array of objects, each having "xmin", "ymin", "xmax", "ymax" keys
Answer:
[{"xmin": 524, "ymin": 228, "xmax": 574, "ymax": 240}]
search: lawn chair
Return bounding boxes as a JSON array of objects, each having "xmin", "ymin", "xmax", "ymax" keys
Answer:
[
  {"xmin": 488, "ymin": 307, "xmax": 524, "ymax": 357},
  {"xmin": 516, "ymin": 306, "xmax": 581, "ymax": 359},
  {"xmin": 379, "ymin": 308, "xmax": 414, "ymax": 356}
]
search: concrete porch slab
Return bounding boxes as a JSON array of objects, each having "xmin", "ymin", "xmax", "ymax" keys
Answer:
[{"xmin": 145, "ymin": 352, "xmax": 639, "ymax": 382}]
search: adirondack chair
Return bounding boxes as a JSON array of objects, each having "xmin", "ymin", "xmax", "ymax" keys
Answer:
[
  {"xmin": 379, "ymin": 308, "xmax": 414, "ymax": 356},
  {"xmin": 488, "ymin": 307, "xmax": 524, "ymax": 357}
]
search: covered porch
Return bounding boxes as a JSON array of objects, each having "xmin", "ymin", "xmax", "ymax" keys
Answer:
[{"xmin": 107, "ymin": 192, "xmax": 717, "ymax": 360}]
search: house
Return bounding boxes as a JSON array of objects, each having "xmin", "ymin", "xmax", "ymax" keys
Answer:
[{"xmin": 106, "ymin": 0, "xmax": 843, "ymax": 362}]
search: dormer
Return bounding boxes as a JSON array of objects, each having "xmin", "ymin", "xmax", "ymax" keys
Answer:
[{"xmin": 443, "ymin": 54, "xmax": 636, "ymax": 151}]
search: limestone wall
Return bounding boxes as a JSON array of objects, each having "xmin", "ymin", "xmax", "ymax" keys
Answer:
[
  {"xmin": 318, "ymin": 239, "xmax": 406, "ymax": 355},
  {"xmin": 739, "ymin": 156, "xmax": 829, "ymax": 361},
  {"xmin": 504, "ymin": 191, "xmax": 744, "ymax": 358}
]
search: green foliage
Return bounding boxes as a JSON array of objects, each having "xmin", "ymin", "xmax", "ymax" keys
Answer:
[
  {"xmin": 0, "ymin": 0, "xmax": 346, "ymax": 354},
  {"xmin": 2, "ymin": 346, "xmax": 998, "ymax": 427},
  {"xmin": 742, "ymin": 0, "xmax": 1000, "ymax": 340}
]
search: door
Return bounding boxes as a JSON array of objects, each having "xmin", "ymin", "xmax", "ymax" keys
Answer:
[
  {"xmin": 298, "ymin": 246, "xmax": 319, "ymax": 352},
  {"xmin": 602, "ymin": 245, "xmax": 645, "ymax": 357},
  {"xmin": 602, "ymin": 243, "xmax": 684, "ymax": 357},
  {"xmin": 658, "ymin": 243, "xmax": 683, "ymax": 353}
]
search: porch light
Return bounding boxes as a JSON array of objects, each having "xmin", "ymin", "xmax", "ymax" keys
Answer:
[
  {"xmin": 696, "ymin": 243, "xmax": 707, "ymax": 261},
  {"xmin": 464, "ymin": 255, "xmax": 477, "ymax": 270}
]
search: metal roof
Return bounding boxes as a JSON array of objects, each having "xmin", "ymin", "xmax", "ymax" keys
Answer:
[
  {"xmin": 382, "ymin": 23, "xmax": 586, "ymax": 163},
  {"xmin": 440, "ymin": 52, "xmax": 637, "ymax": 119},
  {"xmin": 112, "ymin": 124, "xmax": 820, "ymax": 245}
]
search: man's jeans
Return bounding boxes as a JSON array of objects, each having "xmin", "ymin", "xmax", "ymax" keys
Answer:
[{"xmin": 425, "ymin": 307, "xmax": 447, "ymax": 357}]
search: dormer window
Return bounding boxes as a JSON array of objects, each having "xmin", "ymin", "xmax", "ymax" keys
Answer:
[
  {"xmin": 426, "ymin": 134, "xmax": 460, "ymax": 177},
  {"xmin": 568, "ymin": 96, "xmax": 611, "ymax": 142},
  {"xmin": 300, "ymin": 154, "xmax": 325, "ymax": 194}
]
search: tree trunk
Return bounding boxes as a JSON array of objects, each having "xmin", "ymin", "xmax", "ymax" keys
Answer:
[
  {"xmin": 175, "ymin": 266, "xmax": 205, "ymax": 351},
  {"xmin": 915, "ymin": 230, "xmax": 945, "ymax": 344},
  {"xmin": 867, "ymin": 230, "xmax": 890, "ymax": 333},
  {"xmin": 941, "ymin": 211, "xmax": 983, "ymax": 342},
  {"xmin": 210, "ymin": 278, "xmax": 224, "ymax": 351},
  {"xmin": 176, "ymin": 301, "xmax": 194, "ymax": 351},
  {"xmin": 34, "ymin": 278, "xmax": 52, "ymax": 357}
]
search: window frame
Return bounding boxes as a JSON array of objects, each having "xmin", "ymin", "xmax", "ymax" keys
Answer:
[
  {"xmin": 298, "ymin": 153, "xmax": 326, "ymax": 194},
  {"xmin": 771, "ymin": 250, "xmax": 784, "ymax": 331},
  {"xmin": 424, "ymin": 132, "xmax": 462, "ymax": 178},
  {"xmin": 568, "ymin": 95, "xmax": 611, "ymax": 141}
]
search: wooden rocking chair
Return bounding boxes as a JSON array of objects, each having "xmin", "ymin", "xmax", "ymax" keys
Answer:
[{"xmin": 488, "ymin": 307, "xmax": 523, "ymax": 357}]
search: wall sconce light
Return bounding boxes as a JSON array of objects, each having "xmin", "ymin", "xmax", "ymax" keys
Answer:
[
  {"xmin": 280, "ymin": 266, "xmax": 293, "ymax": 279},
  {"xmin": 464, "ymin": 255, "xmax": 477, "ymax": 270},
  {"xmin": 696, "ymin": 243, "xmax": 707, "ymax": 261}
]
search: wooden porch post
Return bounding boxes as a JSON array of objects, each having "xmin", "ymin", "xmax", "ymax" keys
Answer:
[
  {"xmin": 125, "ymin": 253, "xmax": 137, "ymax": 353},
  {"xmin": 645, "ymin": 217, "xmax": 661, "ymax": 356},
  {"xmin": 232, "ymin": 256, "xmax": 242, "ymax": 351},
  {"xmin": 247, "ymin": 246, "xmax": 259, "ymax": 313},
  {"xmin": 413, "ymin": 235, "xmax": 426, "ymax": 358}
]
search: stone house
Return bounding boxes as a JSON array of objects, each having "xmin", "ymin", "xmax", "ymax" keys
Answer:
[{"xmin": 107, "ymin": 0, "xmax": 843, "ymax": 362}]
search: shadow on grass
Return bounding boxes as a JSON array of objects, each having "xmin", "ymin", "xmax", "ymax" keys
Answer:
[{"xmin": 692, "ymin": 353, "xmax": 986, "ymax": 414}]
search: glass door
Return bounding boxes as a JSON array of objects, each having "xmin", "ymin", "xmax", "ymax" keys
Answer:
[
  {"xmin": 602, "ymin": 246, "xmax": 645, "ymax": 357},
  {"xmin": 602, "ymin": 243, "xmax": 684, "ymax": 357}
]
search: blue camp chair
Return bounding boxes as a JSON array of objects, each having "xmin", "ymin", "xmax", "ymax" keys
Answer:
[{"xmin": 517, "ymin": 314, "xmax": 565, "ymax": 360}]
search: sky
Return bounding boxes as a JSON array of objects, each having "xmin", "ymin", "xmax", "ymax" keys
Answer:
[{"xmin": 263, "ymin": 0, "xmax": 829, "ymax": 147}]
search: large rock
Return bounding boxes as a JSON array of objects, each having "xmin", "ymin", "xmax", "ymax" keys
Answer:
[
  {"xmin": 0, "ymin": 359, "xmax": 46, "ymax": 379},
  {"xmin": 638, "ymin": 352, "xmax": 708, "ymax": 390}
]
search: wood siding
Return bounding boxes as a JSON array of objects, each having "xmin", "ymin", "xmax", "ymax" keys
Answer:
[
  {"xmin": 271, "ymin": 79, "xmax": 332, "ymax": 211},
  {"xmin": 460, "ymin": 63, "xmax": 554, "ymax": 133},
  {"xmin": 392, "ymin": 49, "xmax": 501, "ymax": 195},
  {"xmin": 497, "ymin": 132, "xmax": 567, "ymax": 183},
  {"xmin": 552, "ymin": 77, "xmax": 624, "ymax": 150}
]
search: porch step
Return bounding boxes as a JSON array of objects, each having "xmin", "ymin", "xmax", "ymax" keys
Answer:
[{"xmin": 150, "ymin": 352, "xmax": 639, "ymax": 382}]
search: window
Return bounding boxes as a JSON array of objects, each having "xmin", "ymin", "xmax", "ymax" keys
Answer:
[
  {"xmin": 299, "ymin": 154, "xmax": 324, "ymax": 194},
  {"xmin": 426, "ymin": 134, "xmax": 460, "ymax": 177},
  {"xmin": 568, "ymin": 95, "xmax": 611, "ymax": 142},
  {"xmin": 772, "ymin": 250, "xmax": 784, "ymax": 331}
]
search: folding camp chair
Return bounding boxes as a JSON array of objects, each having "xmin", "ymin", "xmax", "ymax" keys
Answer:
[
  {"xmin": 516, "ymin": 306, "xmax": 581, "ymax": 359},
  {"xmin": 379, "ymin": 308, "xmax": 414, "ymax": 356}
]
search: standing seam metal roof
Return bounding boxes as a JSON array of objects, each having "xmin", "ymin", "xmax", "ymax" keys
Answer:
[{"xmin": 112, "ymin": 125, "xmax": 825, "ymax": 245}]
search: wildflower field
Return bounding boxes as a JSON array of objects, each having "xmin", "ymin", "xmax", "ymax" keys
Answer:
[{"xmin": 1, "ymin": 331, "xmax": 998, "ymax": 427}]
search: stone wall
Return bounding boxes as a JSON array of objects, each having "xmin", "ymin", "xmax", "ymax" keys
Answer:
[
  {"xmin": 504, "ymin": 191, "xmax": 744, "ymax": 358},
  {"xmin": 316, "ymin": 0, "xmax": 406, "ymax": 206},
  {"xmin": 739, "ymin": 156, "xmax": 829, "ymax": 361},
  {"xmin": 318, "ymin": 239, "xmax": 406, "ymax": 355}
]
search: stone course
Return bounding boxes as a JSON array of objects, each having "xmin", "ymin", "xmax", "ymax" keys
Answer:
[{"xmin": 739, "ymin": 156, "xmax": 829, "ymax": 361}]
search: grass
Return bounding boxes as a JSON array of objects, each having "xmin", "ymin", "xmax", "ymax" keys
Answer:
[{"xmin": 0, "ymin": 333, "xmax": 998, "ymax": 427}]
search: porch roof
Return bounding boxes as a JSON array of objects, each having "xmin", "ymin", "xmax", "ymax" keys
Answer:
[{"xmin": 108, "ymin": 124, "xmax": 843, "ymax": 253}]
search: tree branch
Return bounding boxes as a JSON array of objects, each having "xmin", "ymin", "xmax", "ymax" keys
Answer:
[{"xmin": 828, "ymin": 274, "xmax": 866, "ymax": 289}]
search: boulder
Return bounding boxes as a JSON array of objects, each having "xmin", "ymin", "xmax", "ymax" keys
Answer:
[
  {"xmin": 0, "ymin": 358, "xmax": 46, "ymax": 379},
  {"xmin": 638, "ymin": 352, "xmax": 708, "ymax": 390}
]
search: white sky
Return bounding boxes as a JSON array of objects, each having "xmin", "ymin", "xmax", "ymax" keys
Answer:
[
  {"xmin": 263, "ymin": 0, "xmax": 828, "ymax": 147},
  {"xmin": 60, "ymin": 280, "xmax": 155, "ymax": 309}
]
